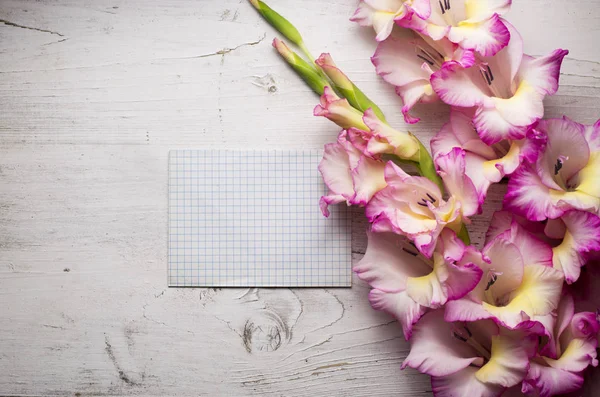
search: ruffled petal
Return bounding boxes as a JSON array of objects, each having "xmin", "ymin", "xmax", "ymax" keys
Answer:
[
  {"xmin": 371, "ymin": 34, "xmax": 434, "ymax": 88},
  {"xmin": 407, "ymin": 0, "xmax": 431, "ymax": 19},
  {"xmin": 362, "ymin": 109, "xmax": 421, "ymax": 160},
  {"xmin": 484, "ymin": 264, "xmax": 564, "ymax": 327},
  {"xmin": 482, "ymin": 235, "xmax": 525, "ymax": 300},
  {"xmin": 349, "ymin": 155, "xmax": 387, "ymax": 205},
  {"xmin": 475, "ymin": 334, "xmax": 531, "ymax": 387},
  {"xmin": 570, "ymin": 150, "xmax": 600, "ymax": 205},
  {"xmin": 406, "ymin": 252, "xmax": 482, "ymax": 307},
  {"xmin": 402, "ymin": 310, "xmax": 484, "ymax": 377},
  {"xmin": 553, "ymin": 211, "xmax": 600, "ymax": 283},
  {"xmin": 432, "ymin": 367, "xmax": 504, "ymax": 397},
  {"xmin": 369, "ymin": 289, "xmax": 426, "ymax": 339},
  {"xmin": 318, "ymin": 142, "xmax": 354, "ymax": 199},
  {"xmin": 319, "ymin": 194, "xmax": 347, "ymax": 217},
  {"xmin": 474, "ymin": 91, "xmax": 541, "ymax": 145},
  {"xmin": 545, "ymin": 337, "xmax": 598, "ymax": 372},
  {"xmin": 445, "ymin": 296, "xmax": 494, "ymax": 322},
  {"xmin": 489, "ymin": 218, "xmax": 554, "ymax": 268},
  {"xmin": 431, "ymin": 62, "xmax": 489, "ymax": 108},
  {"xmin": 537, "ymin": 117, "xmax": 589, "ymax": 189},
  {"xmin": 447, "ymin": 14, "xmax": 510, "ymax": 56},
  {"xmin": 353, "ymin": 232, "xmax": 430, "ymax": 292},
  {"xmin": 463, "ymin": 0, "xmax": 512, "ymax": 23},
  {"xmin": 396, "ymin": 81, "xmax": 436, "ymax": 124},
  {"xmin": 350, "ymin": 0, "xmax": 410, "ymax": 41},
  {"xmin": 504, "ymin": 162, "xmax": 564, "ymax": 221},
  {"xmin": 436, "ymin": 147, "xmax": 481, "ymax": 216},
  {"xmin": 516, "ymin": 49, "xmax": 569, "ymax": 97},
  {"xmin": 522, "ymin": 361, "xmax": 584, "ymax": 397}
]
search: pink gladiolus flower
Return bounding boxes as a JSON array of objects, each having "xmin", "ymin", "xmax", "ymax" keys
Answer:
[
  {"xmin": 398, "ymin": 0, "xmax": 512, "ymax": 56},
  {"xmin": 504, "ymin": 116, "xmax": 600, "ymax": 221},
  {"xmin": 488, "ymin": 211, "xmax": 600, "ymax": 284},
  {"xmin": 430, "ymin": 22, "xmax": 568, "ymax": 145},
  {"xmin": 354, "ymin": 229, "xmax": 482, "ymax": 339},
  {"xmin": 403, "ymin": 310, "xmax": 543, "ymax": 397},
  {"xmin": 318, "ymin": 130, "xmax": 387, "ymax": 217},
  {"xmin": 522, "ymin": 292, "xmax": 599, "ymax": 397},
  {"xmin": 315, "ymin": 87, "xmax": 422, "ymax": 161},
  {"xmin": 371, "ymin": 29, "xmax": 474, "ymax": 123},
  {"xmin": 431, "ymin": 107, "xmax": 543, "ymax": 202},
  {"xmin": 445, "ymin": 216, "xmax": 564, "ymax": 329},
  {"xmin": 350, "ymin": 0, "xmax": 431, "ymax": 42},
  {"xmin": 365, "ymin": 159, "xmax": 478, "ymax": 257}
]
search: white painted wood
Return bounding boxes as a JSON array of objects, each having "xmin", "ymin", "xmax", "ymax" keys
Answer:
[{"xmin": 0, "ymin": 0, "xmax": 598, "ymax": 395}]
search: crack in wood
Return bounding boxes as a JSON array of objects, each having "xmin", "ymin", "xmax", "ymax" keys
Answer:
[
  {"xmin": 0, "ymin": 19, "xmax": 64, "ymax": 36},
  {"xmin": 104, "ymin": 335, "xmax": 140, "ymax": 386}
]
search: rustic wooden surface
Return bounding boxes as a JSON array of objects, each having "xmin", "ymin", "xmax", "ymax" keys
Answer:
[{"xmin": 0, "ymin": 0, "xmax": 598, "ymax": 396}]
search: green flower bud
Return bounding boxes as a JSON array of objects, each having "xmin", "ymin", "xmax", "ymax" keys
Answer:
[
  {"xmin": 315, "ymin": 53, "xmax": 386, "ymax": 122},
  {"xmin": 272, "ymin": 39, "xmax": 329, "ymax": 96},
  {"xmin": 249, "ymin": 0, "xmax": 304, "ymax": 48}
]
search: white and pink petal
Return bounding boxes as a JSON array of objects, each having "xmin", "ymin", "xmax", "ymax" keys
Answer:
[{"xmin": 368, "ymin": 289, "xmax": 427, "ymax": 339}]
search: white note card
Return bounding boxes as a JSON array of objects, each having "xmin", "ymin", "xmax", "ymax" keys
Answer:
[{"xmin": 168, "ymin": 150, "xmax": 352, "ymax": 287}]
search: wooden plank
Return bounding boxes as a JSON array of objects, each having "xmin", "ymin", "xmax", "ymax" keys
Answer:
[{"xmin": 0, "ymin": 0, "xmax": 599, "ymax": 395}]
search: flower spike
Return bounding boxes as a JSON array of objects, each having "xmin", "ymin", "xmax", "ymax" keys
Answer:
[{"xmin": 272, "ymin": 39, "xmax": 329, "ymax": 96}]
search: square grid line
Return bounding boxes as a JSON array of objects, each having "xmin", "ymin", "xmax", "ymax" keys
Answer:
[{"xmin": 168, "ymin": 150, "xmax": 352, "ymax": 287}]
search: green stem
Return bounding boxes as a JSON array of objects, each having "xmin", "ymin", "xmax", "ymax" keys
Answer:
[
  {"xmin": 415, "ymin": 140, "xmax": 444, "ymax": 192},
  {"xmin": 458, "ymin": 223, "xmax": 471, "ymax": 245},
  {"xmin": 299, "ymin": 42, "xmax": 331, "ymax": 82}
]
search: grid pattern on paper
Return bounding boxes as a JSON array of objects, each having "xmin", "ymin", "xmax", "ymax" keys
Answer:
[{"xmin": 168, "ymin": 150, "xmax": 352, "ymax": 287}]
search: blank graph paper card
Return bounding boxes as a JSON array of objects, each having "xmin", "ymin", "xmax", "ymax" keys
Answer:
[{"xmin": 168, "ymin": 150, "xmax": 352, "ymax": 287}]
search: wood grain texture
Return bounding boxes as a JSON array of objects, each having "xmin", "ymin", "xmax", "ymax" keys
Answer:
[{"xmin": 0, "ymin": 0, "xmax": 599, "ymax": 396}]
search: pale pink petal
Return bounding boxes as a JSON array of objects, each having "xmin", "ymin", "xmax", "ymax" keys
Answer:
[
  {"xmin": 318, "ymin": 141, "xmax": 354, "ymax": 206},
  {"xmin": 431, "ymin": 62, "xmax": 489, "ymax": 108},
  {"xmin": 349, "ymin": 155, "xmax": 387, "ymax": 205},
  {"xmin": 477, "ymin": 19, "xmax": 523, "ymax": 87},
  {"xmin": 369, "ymin": 289, "xmax": 426, "ymax": 339},
  {"xmin": 475, "ymin": 334, "xmax": 532, "ymax": 387},
  {"xmin": 444, "ymin": 262, "xmax": 484, "ymax": 301},
  {"xmin": 481, "ymin": 235, "xmax": 525, "ymax": 300},
  {"xmin": 538, "ymin": 292, "xmax": 574, "ymax": 360},
  {"xmin": 371, "ymin": 35, "xmax": 433, "ymax": 88},
  {"xmin": 484, "ymin": 264, "xmax": 564, "ymax": 328},
  {"xmin": 517, "ymin": 49, "xmax": 569, "ymax": 97},
  {"xmin": 436, "ymin": 147, "xmax": 481, "ymax": 216},
  {"xmin": 407, "ymin": 0, "xmax": 431, "ymax": 19},
  {"xmin": 447, "ymin": 14, "xmax": 510, "ymax": 56},
  {"xmin": 522, "ymin": 361, "xmax": 584, "ymax": 397},
  {"xmin": 553, "ymin": 210, "xmax": 600, "ymax": 283},
  {"xmin": 437, "ymin": 228, "xmax": 467, "ymax": 262},
  {"xmin": 537, "ymin": 117, "xmax": 589, "ymax": 189},
  {"xmin": 445, "ymin": 297, "xmax": 493, "ymax": 322},
  {"xmin": 504, "ymin": 162, "xmax": 564, "ymax": 221},
  {"xmin": 319, "ymin": 194, "xmax": 346, "ymax": 217},
  {"xmin": 570, "ymin": 311, "xmax": 600, "ymax": 340},
  {"xmin": 402, "ymin": 310, "xmax": 484, "ymax": 377},
  {"xmin": 350, "ymin": 0, "xmax": 408, "ymax": 41},
  {"xmin": 432, "ymin": 107, "xmax": 497, "ymax": 160},
  {"xmin": 463, "ymin": 0, "xmax": 512, "ymax": 23},
  {"xmin": 491, "ymin": 219, "xmax": 554, "ymax": 268},
  {"xmin": 545, "ymin": 337, "xmax": 598, "ymax": 373},
  {"xmin": 485, "ymin": 211, "xmax": 515, "ymax": 243},
  {"xmin": 362, "ymin": 109, "xmax": 421, "ymax": 160},
  {"xmin": 473, "ymin": 97, "xmax": 539, "ymax": 145},
  {"xmin": 396, "ymin": 81, "xmax": 435, "ymax": 124},
  {"xmin": 406, "ymin": 252, "xmax": 482, "ymax": 307},
  {"xmin": 432, "ymin": 367, "xmax": 504, "ymax": 397},
  {"xmin": 583, "ymin": 118, "xmax": 600, "ymax": 151},
  {"xmin": 353, "ymin": 232, "xmax": 430, "ymax": 292}
]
